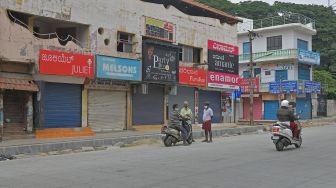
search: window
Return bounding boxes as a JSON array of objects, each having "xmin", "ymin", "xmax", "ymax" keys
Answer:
[
  {"xmin": 267, "ymin": 36, "xmax": 282, "ymax": 51},
  {"xmin": 297, "ymin": 39, "xmax": 308, "ymax": 50},
  {"xmin": 275, "ymin": 70, "xmax": 288, "ymax": 81},
  {"xmin": 265, "ymin": 71, "xmax": 271, "ymax": 76},
  {"xmin": 243, "ymin": 42, "xmax": 251, "ymax": 54},
  {"xmin": 298, "ymin": 64, "xmax": 310, "ymax": 80},
  {"xmin": 179, "ymin": 45, "xmax": 201, "ymax": 64},
  {"xmin": 117, "ymin": 32, "xmax": 134, "ymax": 53}
]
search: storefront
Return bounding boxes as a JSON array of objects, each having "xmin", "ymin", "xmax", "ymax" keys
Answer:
[
  {"xmin": 38, "ymin": 49, "xmax": 94, "ymax": 128},
  {"xmin": 239, "ymin": 77, "xmax": 262, "ymax": 120},
  {"xmin": 132, "ymin": 40, "xmax": 179, "ymax": 125},
  {"xmin": 87, "ymin": 55, "xmax": 140, "ymax": 131},
  {"xmin": 206, "ymin": 40, "xmax": 240, "ymax": 123}
]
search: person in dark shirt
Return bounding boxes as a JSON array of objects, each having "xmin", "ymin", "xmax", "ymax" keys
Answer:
[{"xmin": 276, "ymin": 100, "xmax": 298, "ymax": 140}]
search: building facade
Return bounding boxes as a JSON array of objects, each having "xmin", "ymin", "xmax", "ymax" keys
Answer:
[
  {"xmin": 0, "ymin": 0, "xmax": 241, "ymax": 138},
  {"xmin": 237, "ymin": 14, "xmax": 321, "ymax": 120}
]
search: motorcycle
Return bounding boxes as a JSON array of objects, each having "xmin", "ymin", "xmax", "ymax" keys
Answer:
[
  {"xmin": 271, "ymin": 114, "xmax": 302, "ymax": 151},
  {"xmin": 161, "ymin": 119, "xmax": 193, "ymax": 147}
]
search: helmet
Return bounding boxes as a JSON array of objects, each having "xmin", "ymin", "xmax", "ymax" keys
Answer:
[{"xmin": 281, "ymin": 100, "xmax": 289, "ymax": 107}]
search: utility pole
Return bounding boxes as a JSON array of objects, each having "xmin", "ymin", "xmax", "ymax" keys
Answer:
[{"xmin": 248, "ymin": 31, "xmax": 257, "ymax": 126}]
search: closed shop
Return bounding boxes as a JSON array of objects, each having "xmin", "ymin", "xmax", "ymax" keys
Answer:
[
  {"xmin": 132, "ymin": 84, "xmax": 165, "ymax": 125},
  {"xmin": 88, "ymin": 90, "xmax": 126, "ymax": 131},
  {"xmin": 296, "ymin": 96, "xmax": 312, "ymax": 119},
  {"xmin": 198, "ymin": 90, "xmax": 221, "ymax": 123},
  {"xmin": 264, "ymin": 100, "xmax": 279, "ymax": 120},
  {"xmin": 168, "ymin": 86, "xmax": 195, "ymax": 124},
  {"xmin": 3, "ymin": 91, "xmax": 26, "ymax": 124},
  {"xmin": 44, "ymin": 83, "xmax": 82, "ymax": 128},
  {"xmin": 243, "ymin": 96, "xmax": 262, "ymax": 120}
]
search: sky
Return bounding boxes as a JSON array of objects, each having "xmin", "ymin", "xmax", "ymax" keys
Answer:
[{"xmin": 229, "ymin": 0, "xmax": 330, "ymax": 6}]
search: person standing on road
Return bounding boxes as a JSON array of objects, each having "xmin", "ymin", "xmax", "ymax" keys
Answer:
[
  {"xmin": 180, "ymin": 101, "xmax": 194, "ymax": 142},
  {"xmin": 202, "ymin": 102, "xmax": 213, "ymax": 143}
]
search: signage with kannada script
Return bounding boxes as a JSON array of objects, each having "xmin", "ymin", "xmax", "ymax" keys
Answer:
[{"xmin": 179, "ymin": 66, "xmax": 206, "ymax": 87}]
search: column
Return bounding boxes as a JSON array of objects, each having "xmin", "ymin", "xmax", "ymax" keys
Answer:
[{"xmin": 26, "ymin": 95, "xmax": 33, "ymax": 133}]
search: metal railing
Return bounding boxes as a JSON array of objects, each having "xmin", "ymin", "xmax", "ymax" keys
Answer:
[
  {"xmin": 239, "ymin": 49, "xmax": 298, "ymax": 62},
  {"xmin": 238, "ymin": 13, "xmax": 315, "ymax": 32}
]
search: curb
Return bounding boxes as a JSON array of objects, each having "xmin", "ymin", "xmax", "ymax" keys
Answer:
[{"xmin": 0, "ymin": 126, "xmax": 264, "ymax": 156}]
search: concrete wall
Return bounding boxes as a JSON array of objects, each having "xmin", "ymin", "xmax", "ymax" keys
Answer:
[
  {"xmin": 327, "ymin": 100, "xmax": 336, "ymax": 117},
  {"xmin": 0, "ymin": 0, "xmax": 238, "ymax": 63}
]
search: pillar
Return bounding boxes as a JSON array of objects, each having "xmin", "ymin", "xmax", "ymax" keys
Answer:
[
  {"xmin": 82, "ymin": 88, "xmax": 88, "ymax": 127},
  {"xmin": 126, "ymin": 90, "xmax": 132, "ymax": 130},
  {"xmin": 0, "ymin": 93, "xmax": 3, "ymax": 141},
  {"xmin": 26, "ymin": 94, "xmax": 33, "ymax": 133}
]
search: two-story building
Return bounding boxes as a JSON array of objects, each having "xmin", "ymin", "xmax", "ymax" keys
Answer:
[
  {"xmin": 237, "ymin": 14, "xmax": 321, "ymax": 121},
  {"xmin": 0, "ymin": 0, "xmax": 241, "ymax": 139}
]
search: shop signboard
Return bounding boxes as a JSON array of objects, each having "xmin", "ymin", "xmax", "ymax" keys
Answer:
[
  {"xmin": 304, "ymin": 81, "xmax": 321, "ymax": 93},
  {"xmin": 39, "ymin": 49, "xmax": 94, "ymax": 77},
  {"xmin": 269, "ymin": 81, "xmax": 298, "ymax": 94},
  {"xmin": 96, "ymin": 55, "xmax": 141, "ymax": 81},
  {"xmin": 179, "ymin": 66, "xmax": 207, "ymax": 87},
  {"xmin": 145, "ymin": 17, "xmax": 174, "ymax": 42},
  {"xmin": 207, "ymin": 71, "xmax": 240, "ymax": 89},
  {"xmin": 239, "ymin": 77, "xmax": 260, "ymax": 93},
  {"xmin": 298, "ymin": 49, "xmax": 320, "ymax": 65}
]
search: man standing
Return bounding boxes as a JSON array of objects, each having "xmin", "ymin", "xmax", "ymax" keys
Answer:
[
  {"xmin": 180, "ymin": 101, "xmax": 194, "ymax": 142},
  {"xmin": 202, "ymin": 102, "xmax": 213, "ymax": 143}
]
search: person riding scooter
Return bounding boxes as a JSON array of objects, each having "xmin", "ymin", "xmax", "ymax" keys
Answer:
[
  {"xmin": 170, "ymin": 104, "xmax": 189, "ymax": 145},
  {"xmin": 276, "ymin": 100, "xmax": 299, "ymax": 140}
]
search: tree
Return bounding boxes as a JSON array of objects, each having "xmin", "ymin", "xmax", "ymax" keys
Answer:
[{"xmin": 313, "ymin": 70, "xmax": 336, "ymax": 99}]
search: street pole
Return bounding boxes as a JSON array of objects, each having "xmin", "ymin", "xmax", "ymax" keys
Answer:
[{"xmin": 248, "ymin": 31, "xmax": 255, "ymax": 126}]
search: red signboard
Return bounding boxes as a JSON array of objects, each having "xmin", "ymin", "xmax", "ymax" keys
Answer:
[
  {"xmin": 207, "ymin": 71, "xmax": 240, "ymax": 89},
  {"xmin": 208, "ymin": 40, "xmax": 239, "ymax": 55},
  {"xmin": 39, "ymin": 49, "xmax": 95, "ymax": 77},
  {"xmin": 240, "ymin": 77, "xmax": 260, "ymax": 93},
  {"xmin": 179, "ymin": 66, "xmax": 207, "ymax": 87}
]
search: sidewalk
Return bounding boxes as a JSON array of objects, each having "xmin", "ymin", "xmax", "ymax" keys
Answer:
[{"xmin": 0, "ymin": 124, "xmax": 264, "ymax": 156}]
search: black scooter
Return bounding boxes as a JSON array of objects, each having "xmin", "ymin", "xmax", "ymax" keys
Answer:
[{"xmin": 161, "ymin": 119, "xmax": 192, "ymax": 147}]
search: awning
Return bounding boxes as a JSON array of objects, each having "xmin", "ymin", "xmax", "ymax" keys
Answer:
[{"xmin": 0, "ymin": 78, "xmax": 39, "ymax": 92}]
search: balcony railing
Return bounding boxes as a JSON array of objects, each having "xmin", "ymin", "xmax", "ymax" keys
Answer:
[
  {"xmin": 238, "ymin": 13, "xmax": 315, "ymax": 32},
  {"xmin": 239, "ymin": 49, "xmax": 298, "ymax": 63}
]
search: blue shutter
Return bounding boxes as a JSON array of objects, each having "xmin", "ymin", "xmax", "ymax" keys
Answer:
[
  {"xmin": 296, "ymin": 97, "xmax": 311, "ymax": 119},
  {"xmin": 132, "ymin": 84, "xmax": 164, "ymax": 125},
  {"xmin": 44, "ymin": 83, "xmax": 82, "ymax": 128},
  {"xmin": 264, "ymin": 100, "xmax": 279, "ymax": 120},
  {"xmin": 275, "ymin": 70, "xmax": 288, "ymax": 81},
  {"xmin": 198, "ymin": 90, "xmax": 221, "ymax": 123},
  {"xmin": 243, "ymin": 42, "xmax": 250, "ymax": 54},
  {"xmin": 297, "ymin": 39, "xmax": 308, "ymax": 50},
  {"xmin": 298, "ymin": 64, "xmax": 310, "ymax": 80}
]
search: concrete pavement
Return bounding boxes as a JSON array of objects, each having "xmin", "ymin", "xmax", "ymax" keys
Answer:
[{"xmin": 0, "ymin": 124, "xmax": 336, "ymax": 188}]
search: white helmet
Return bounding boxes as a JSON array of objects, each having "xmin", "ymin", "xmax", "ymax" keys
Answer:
[{"xmin": 281, "ymin": 100, "xmax": 289, "ymax": 107}]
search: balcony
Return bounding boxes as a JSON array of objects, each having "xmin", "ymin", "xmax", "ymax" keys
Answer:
[{"xmin": 239, "ymin": 49, "xmax": 298, "ymax": 64}]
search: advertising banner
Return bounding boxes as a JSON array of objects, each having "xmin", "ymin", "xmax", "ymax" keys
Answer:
[
  {"xmin": 298, "ymin": 49, "xmax": 320, "ymax": 65},
  {"xmin": 179, "ymin": 66, "xmax": 206, "ymax": 87},
  {"xmin": 39, "ymin": 49, "xmax": 94, "ymax": 77},
  {"xmin": 239, "ymin": 77, "xmax": 260, "ymax": 93},
  {"xmin": 142, "ymin": 41, "xmax": 179, "ymax": 83},
  {"xmin": 207, "ymin": 71, "xmax": 240, "ymax": 89},
  {"xmin": 145, "ymin": 17, "xmax": 174, "ymax": 42},
  {"xmin": 304, "ymin": 81, "xmax": 321, "ymax": 93},
  {"xmin": 269, "ymin": 81, "xmax": 298, "ymax": 94},
  {"xmin": 96, "ymin": 55, "xmax": 141, "ymax": 81}
]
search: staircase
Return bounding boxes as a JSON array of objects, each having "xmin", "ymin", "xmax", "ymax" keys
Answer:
[{"xmin": 1, "ymin": 123, "xmax": 34, "ymax": 140}]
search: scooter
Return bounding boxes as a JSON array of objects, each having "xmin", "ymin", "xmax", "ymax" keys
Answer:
[
  {"xmin": 271, "ymin": 115, "xmax": 302, "ymax": 151},
  {"xmin": 161, "ymin": 119, "xmax": 193, "ymax": 147}
]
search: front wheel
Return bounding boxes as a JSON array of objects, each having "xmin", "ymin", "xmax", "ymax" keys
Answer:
[
  {"xmin": 275, "ymin": 139, "xmax": 284, "ymax": 151},
  {"xmin": 163, "ymin": 135, "xmax": 173, "ymax": 147},
  {"xmin": 294, "ymin": 136, "xmax": 302, "ymax": 148}
]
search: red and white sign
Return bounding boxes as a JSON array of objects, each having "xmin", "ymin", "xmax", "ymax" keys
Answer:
[
  {"xmin": 240, "ymin": 77, "xmax": 260, "ymax": 93},
  {"xmin": 208, "ymin": 40, "xmax": 239, "ymax": 55},
  {"xmin": 207, "ymin": 71, "xmax": 240, "ymax": 89},
  {"xmin": 39, "ymin": 49, "xmax": 95, "ymax": 77},
  {"xmin": 179, "ymin": 66, "xmax": 207, "ymax": 87}
]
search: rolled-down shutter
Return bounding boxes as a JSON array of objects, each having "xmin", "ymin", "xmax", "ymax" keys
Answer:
[
  {"xmin": 296, "ymin": 97, "xmax": 311, "ymax": 119},
  {"xmin": 88, "ymin": 90, "xmax": 126, "ymax": 131},
  {"xmin": 198, "ymin": 90, "xmax": 221, "ymax": 123},
  {"xmin": 132, "ymin": 84, "xmax": 164, "ymax": 125},
  {"xmin": 44, "ymin": 83, "xmax": 81, "ymax": 128},
  {"xmin": 264, "ymin": 100, "xmax": 279, "ymax": 120}
]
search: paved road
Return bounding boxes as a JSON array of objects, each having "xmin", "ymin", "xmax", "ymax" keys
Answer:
[{"xmin": 1, "ymin": 124, "xmax": 336, "ymax": 188}]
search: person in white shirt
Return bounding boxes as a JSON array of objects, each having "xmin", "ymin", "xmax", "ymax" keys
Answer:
[{"xmin": 202, "ymin": 102, "xmax": 213, "ymax": 143}]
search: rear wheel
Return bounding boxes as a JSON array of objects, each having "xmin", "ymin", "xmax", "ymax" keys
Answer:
[
  {"xmin": 187, "ymin": 137, "xmax": 193, "ymax": 145},
  {"xmin": 275, "ymin": 139, "xmax": 284, "ymax": 151},
  {"xmin": 295, "ymin": 136, "xmax": 302, "ymax": 148},
  {"xmin": 163, "ymin": 136, "xmax": 173, "ymax": 147}
]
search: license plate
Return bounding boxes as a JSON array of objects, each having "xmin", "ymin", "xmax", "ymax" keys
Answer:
[{"xmin": 272, "ymin": 136, "xmax": 279, "ymax": 140}]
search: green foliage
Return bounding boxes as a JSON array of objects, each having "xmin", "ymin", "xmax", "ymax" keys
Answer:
[{"xmin": 314, "ymin": 70, "xmax": 336, "ymax": 99}]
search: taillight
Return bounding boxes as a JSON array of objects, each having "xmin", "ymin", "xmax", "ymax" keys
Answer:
[{"xmin": 272, "ymin": 127, "xmax": 279, "ymax": 133}]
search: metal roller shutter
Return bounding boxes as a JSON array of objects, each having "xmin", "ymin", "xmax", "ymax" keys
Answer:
[
  {"xmin": 132, "ymin": 84, "xmax": 164, "ymax": 125},
  {"xmin": 243, "ymin": 97, "xmax": 263, "ymax": 120},
  {"xmin": 296, "ymin": 97, "xmax": 311, "ymax": 119},
  {"xmin": 168, "ymin": 86, "xmax": 195, "ymax": 124},
  {"xmin": 198, "ymin": 90, "xmax": 221, "ymax": 123},
  {"xmin": 264, "ymin": 100, "xmax": 279, "ymax": 120},
  {"xmin": 44, "ymin": 83, "xmax": 81, "ymax": 128},
  {"xmin": 88, "ymin": 90, "xmax": 126, "ymax": 131}
]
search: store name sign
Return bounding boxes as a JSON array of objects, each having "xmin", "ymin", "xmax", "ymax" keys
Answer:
[
  {"xmin": 298, "ymin": 49, "xmax": 320, "ymax": 65},
  {"xmin": 207, "ymin": 71, "xmax": 240, "ymax": 89},
  {"xmin": 96, "ymin": 55, "xmax": 141, "ymax": 81},
  {"xmin": 179, "ymin": 66, "xmax": 206, "ymax": 87},
  {"xmin": 39, "ymin": 49, "xmax": 94, "ymax": 77}
]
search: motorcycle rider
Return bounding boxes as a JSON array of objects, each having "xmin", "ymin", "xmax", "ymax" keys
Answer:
[
  {"xmin": 170, "ymin": 104, "xmax": 188, "ymax": 145},
  {"xmin": 180, "ymin": 101, "xmax": 194, "ymax": 142},
  {"xmin": 276, "ymin": 100, "xmax": 298, "ymax": 140}
]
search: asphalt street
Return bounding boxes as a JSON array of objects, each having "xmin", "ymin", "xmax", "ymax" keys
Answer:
[{"xmin": 0, "ymin": 124, "xmax": 335, "ymax": 188}]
